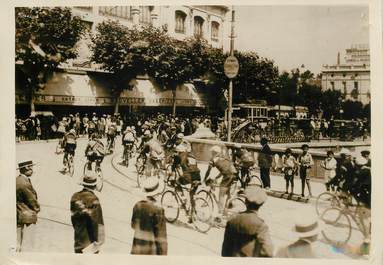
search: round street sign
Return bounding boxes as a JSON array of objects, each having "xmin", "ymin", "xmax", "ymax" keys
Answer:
[{"xmin": 224, "ymin": 55, "xmax": 239, "ymax": 79}]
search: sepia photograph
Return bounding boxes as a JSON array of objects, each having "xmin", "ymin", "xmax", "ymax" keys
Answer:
[{"xmin": 12, "ymin": 3, "xmax": 372, "ymax": 260}]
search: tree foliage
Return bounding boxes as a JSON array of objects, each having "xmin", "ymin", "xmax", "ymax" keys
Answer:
[{"xmin": 16, "ymin": 7, "xmax": 85, "ymax": 91}]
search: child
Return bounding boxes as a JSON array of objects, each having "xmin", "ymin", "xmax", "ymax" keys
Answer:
[
  {"xmin": 320, "ymin": 150, "xmax": 337, "ymax": 191},
  {"xmin": 36, "ymin": 125, "xmax": 41, "ymax": 141},
  {"xmin": 282, "ymin": 148, "xmax": 297, "ymax": 194}
]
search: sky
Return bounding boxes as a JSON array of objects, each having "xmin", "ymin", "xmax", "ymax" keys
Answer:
[{"xmin": 233, "ymin": 6, "xmax": 369, "ymax": 75}]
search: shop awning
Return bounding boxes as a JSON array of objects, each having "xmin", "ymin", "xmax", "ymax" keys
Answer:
[{"xmin": 16, "ymin": 70, "xmax": 205, "ymax": 108}]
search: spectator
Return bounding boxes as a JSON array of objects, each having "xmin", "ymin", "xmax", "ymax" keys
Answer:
[
  {"xmin": 131, "ymin": 177, "xmax": 168, "ymax": 255},
  {"xmin": 321, "ymin": 150, "xmax": 337, "ymax": 191},
  {"xmin": 258, "ymin": 137, "xmax": 273, "ymax": 189},
  {"xmin": 298, "ymin": 144, "xmax": 314, "ymax": 197},
  {"xmin": 221, "ymin": 186, "xmax": 273, "ymax": 257},
  {"xmin": 276, "ymin": 213, "xmax": 321, "ymax": 258},
  {"xmin": 70, "ymin": 172, "xmax": 105, "ymax": 253},
  {"xmin": 16, "ymin": 160, "xmax": 40, "ymax": 252}
]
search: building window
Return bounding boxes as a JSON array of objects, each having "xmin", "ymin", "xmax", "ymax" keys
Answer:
[
  {"xmin": 99, "ymin": 6, "xmax": 132, "ymax": 20},
  {"xmin": 175, "ymin": 11, "xmax": 186, "ymax": 34},
  {"xmin": 354, "ymin": 81, "xmax": 358, "ymax": 90},
  {"xmin": 194, "ymin": 16, "xmax": 204, "ymax": 37},
  {"xmin": 342, "ymin": 81, "xmax": 347, "ymax": 95},
  {"xmin": 330, "ymin": 81, "xmax": 335, "ymax": 90},
  {"xmin": 211, "ymin": 21, "xmax": 220, "ymax": 41},
  {"xmin": 139, "ymin": 6, "xmax": 152, "ymax": 24}
]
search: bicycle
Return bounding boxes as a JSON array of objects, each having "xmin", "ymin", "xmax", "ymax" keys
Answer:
[
  {"xmin": 63, "ymin": 152, "xmax": 75, "ymax": 177},
  {"xmin": 136, "ymin": 157, "xmax": 166, "ymax": 193},
  {"xmin": 233, "ymin": 165, "xmax": 263, "ymax": 192},
  {"xmin": 320, "ymin": 202, "xmax": 371, "ymax": 247},
  {"xmin": 83, "ymin": 159, "xmax": 104, "ymax": 192},
  {"xmin": 196, "ymin": 177, "xmax": 247, "ymax": 220},
  {"xmin": 161, "ymin": 182, "xmax": 212, "ymax": 233},
  {"xmin": 106, "ymin": 136, "xmax": 115, "ymax": 154},
  {"xmin": 315, "ymin": 190, "xmax": 353, "ymax": 216},
  {"xmin": 55, "ymin": 139, "xmax": 64, "ymax": 154},
  {"xmin": 122, "ymin": 143, "xmax": 134, "ymax": 167}
]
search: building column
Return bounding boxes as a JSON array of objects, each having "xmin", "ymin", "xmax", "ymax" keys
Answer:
[
  {"xmin": 151, "ymin": 6, "xmax": 159, "ymax": 27},
  {"xmin": 189, "ymin": 9, "xmax": 194, "ymax": 37},
  {"xmin": 131, "ymin": 6, "xmax": 140, "ymax": 25}
]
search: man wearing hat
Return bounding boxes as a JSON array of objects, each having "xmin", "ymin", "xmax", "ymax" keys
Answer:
[
  {"xmin": 321, "ymin": 150, "xmax": 337, "ymax": 191},
  {"xmin": 276, "ymin": 214, "xmax": 321, "ymax": 258},
  {"xmin": 70, "ymin": 172, "xmax": 105, "ymax": 253},
  {"xmin": 16, "ymin": 160, "xmax": 40, "ymax": 252},
  {"xmin": 221, "ymin": 186, "xmax": 273, "ymax": 257},
  {"xmin": 258, "ymin": 137, "xmax": 273, "ymax": 189},
  {"xmin": 131, "ymin": 177, "xmax": 167, "ymax": 255}
]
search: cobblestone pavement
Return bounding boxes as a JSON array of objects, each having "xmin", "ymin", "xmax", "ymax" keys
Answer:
[{"xmin": 15, "ymin": 137, "xmax": 368, "ymax": 259}]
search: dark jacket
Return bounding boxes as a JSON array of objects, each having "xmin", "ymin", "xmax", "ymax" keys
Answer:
[
  {"xmin": 276, "ymin": 239, "xmax": 315, "ymax": 258},
  {"xmin": 16, "ymin": 174, "xmax": 40, "ymax": 225},
  {"xmin": 70, "ymin": 189, "xmax": 104, "ymax": 252},
  {"xmin": 258, "ymin": 144, "xmax": 273, "ymax": 169},
  {"xmin": 131, "ymin": 199, "xmax": 167, "ymax": 255},
  {"xmin": 221, "ymin": 210, "xmax": 273, "ymax": 257}
]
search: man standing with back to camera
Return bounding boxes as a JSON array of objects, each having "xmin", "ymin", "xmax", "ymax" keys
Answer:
[{"xmin": 258, "ymin": 137, "xmax": 273, "ymax": 189}]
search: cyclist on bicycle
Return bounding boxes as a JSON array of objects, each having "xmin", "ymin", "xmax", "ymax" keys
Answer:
[
  {"xmin": 122, "ymin": 127, "xmax": 137, "ymax": 161},
  {"xmin": 233, "ymin": 147, "xmax": 255, "ymax": 190},
  {"xmin": 106, "ymin": 121, "xmax": 117, "ymax": 152},
  {"xmin": 204, "ymin": 145, "xmax": 237, "ymax": 220},
  {"xmin": 351, "ymin": 156, "xmax": 371, "ymax": 208},
  {"xmin": 85, "ymin": 133, "xmax": 105, "ymax": 171},
  {"xmin": 141, "ymin": 130, "xmax": 165, "ymax": 178},
  {"xmin": 62, "ymin": 129, "xmax": 77, "ymax": 172}
]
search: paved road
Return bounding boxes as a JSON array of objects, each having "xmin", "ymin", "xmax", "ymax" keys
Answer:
[{"xmin": 15, "ymin": 137, "xmax": 367, "ymax": 259}]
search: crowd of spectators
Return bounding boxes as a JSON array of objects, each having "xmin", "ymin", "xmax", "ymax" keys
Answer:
[{"xmin": 15, "ymin": 111, "xmax": 369, "ymax": 143}]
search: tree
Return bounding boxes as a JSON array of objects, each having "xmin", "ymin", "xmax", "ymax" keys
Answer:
[
  {"xmin": 320, "ymin": 89, "xmax": 342, "ymax": 119},
  {"xmin": 15, "ymin": 7, "xmax": 86, "ymax": 115},
  {"xmin": 343, "ymin": 100, "xmax": 363, "ymax": 120}
]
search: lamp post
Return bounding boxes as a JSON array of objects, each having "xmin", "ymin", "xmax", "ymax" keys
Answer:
[{"xmin": 224, "ymin": 7, "xmax": 238, "ymax": 142}]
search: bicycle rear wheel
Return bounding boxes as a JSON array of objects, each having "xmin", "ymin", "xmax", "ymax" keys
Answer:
[
  {"xmin": 192, "ymin": 197, "xmax": 212, "ymax": 233},
  {"xmin": 249, "ymin": 175, "xmax": 263, "ymax": 188},
  {"xmin": 225, "ymin": 196, "xmax": 246, "ymax": 219},
  {"xmin": 196, "ymin": 189, "xmax": 215, "ymax": 212},
  {"xmin": 161, "ymin": 190, "xmax": 180, "ymax": 223},
  {"xmin": 68, "ymin": 156, "xmax": 74, "ymax": 177},
  {"xmin": 96, "ymin": 168, "xmax": 104, "ymax": 192},
  {"xmin": 320, "ymin": 207, "xmax": 352, "ymax": 246},
  {"xmin": 316, "ymin": 192, "xmax": 341, "ymax": 216}
]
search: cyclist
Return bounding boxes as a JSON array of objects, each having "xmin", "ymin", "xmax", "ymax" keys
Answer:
[
  {"xmin": 84, "ymin": 133, "xmax": 105, "ymax": 171},
  {"xmin": 352, "ymin": 156, "xmax": 371, "ymax": 208},
  {"xmin": 281, "ymin": 148, "xmax": 298, "ymax": 194},
  {"xmin": 204, "ymin": 145, "xmax": 237, "ymax": 220},
  {"xmin": 233, "ymin": 147, "xmax": 256, "ymax": 190},
  {"xmin": 87, "ymin": 118, "xmax": 96, "ymax": 139},
  {"xmin": 122, "ymin": 127, "xmax": 137, "ymax": 162},
  {"xmin": 140, "ymin": 130, "xmax": 165, "ymax": 178},
  {"xmin": 106, "ymin": 121, "xmax": 117, "ymax": 152},
  {"xmin": 62, "ymin": 129, "xmax": 77, "ymax": 172}
]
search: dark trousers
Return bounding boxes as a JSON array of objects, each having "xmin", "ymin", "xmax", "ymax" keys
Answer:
[{"xmin": 260, "ymin": 167, "xmax": 271, "ymax": 188}]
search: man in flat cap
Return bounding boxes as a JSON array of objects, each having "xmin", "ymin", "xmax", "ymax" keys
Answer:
[
  {"xmin": 70, "ymin": 172, "xmax": 105, "ymax": 253},
  {"xmin": 16, "ymin": 160, "xmax": 40, "ymax": 252},
  {"xmin": 221, "ymin": 186, "xmax": 273, "ymax": 257}
]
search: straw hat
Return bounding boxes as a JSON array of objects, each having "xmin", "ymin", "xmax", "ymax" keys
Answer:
[
  {"xmin": 17, "ymin": 160, "xmax": 37, "ymax": 170},
  {"xmin": 141, "ymin": 177, "xmax": 161, "ymax": 197},
  {"xmin": 244, "ymin": 186, "xmax": 267, "ymax": 205},
  {"xmin": 293, "ymin": 216, "xmax": 321, "ymax": 238},
  {"xmin": 80, "ymin": 172, "xmax": 98, "ymax": 187}
]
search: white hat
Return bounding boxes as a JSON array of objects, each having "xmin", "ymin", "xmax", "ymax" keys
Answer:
[
  {"xmin": 69, "ymin": 129, "xmax": 76, "ymax": 134},
  {"xmin": 293, "ymin": 215, "xmax": 321, "ymax": 238},
  {"xmin": 339, "ymin": 148, "xmax": 351, "ymax": 156},
  {"xmin": 244, "ymin": 186, "xmax": 267, "ymax": 205},
  {"xmin": 80, "ymin": 172, "xmax": 98, "ymax": 187},
  {"xmin": 141, "ymin": 177, "xmax": 161, "ymax": 197},
  {"xmin": 210, "ymin": 145, "xmax": 221, "ymax": 154}
]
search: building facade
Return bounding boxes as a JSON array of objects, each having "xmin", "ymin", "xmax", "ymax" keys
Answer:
[
  {"xmin": 16, "ymin": 6, "xmax": 230, "ymax": 117},
  {"xmin": 321, "ymin": 44, "xmax": 370, "ymax": 105}
]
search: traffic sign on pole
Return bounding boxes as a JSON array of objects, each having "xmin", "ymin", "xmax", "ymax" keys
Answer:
[{"xmin": 224, "ymin": 56, "xmax": 239, "ymax": 79}]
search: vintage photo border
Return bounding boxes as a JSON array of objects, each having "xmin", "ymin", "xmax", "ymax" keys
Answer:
[{"xmin": 0, "ymin": 0, "xmax": 382, "ymax": 264}]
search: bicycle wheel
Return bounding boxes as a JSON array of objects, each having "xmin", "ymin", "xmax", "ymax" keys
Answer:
[
  {"xmin": 192, "ymin": 197, "xmax": 212, "ymax": 233},
  {"xmin": 135, "ymin": 155, "xmax": 145, "ymax": 175},
  {"xmin": 68, "ymin": 156, "xmax": 74, "ymax": 177},
  {"xmin": 316, "ymin": 192, "xmax": 341, "ymax": 216},
  {"xmin": 161, "ymin": 190, "xmax": 180, "ymax": 223},
  {"xmin": 123, "ymin": 148, "xmax": 129, "ymax": 167},
  {"xmin": 196, "ymin": 189, "xmax": 215, "ymax": 212},
  {"xmin": 225, "ymin": 196, "xmax": 246, "ymax": 219},
  {"xmin": 320, "ymin": 207, "xmax": 352, "ymax": 246},
  {"xmin": 96, "ymin": 168, "xmax": 104, "ymax": 192},
  {"xmin": 249, "ymin": 175, "xmax": 263, "ymax": 188}
]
